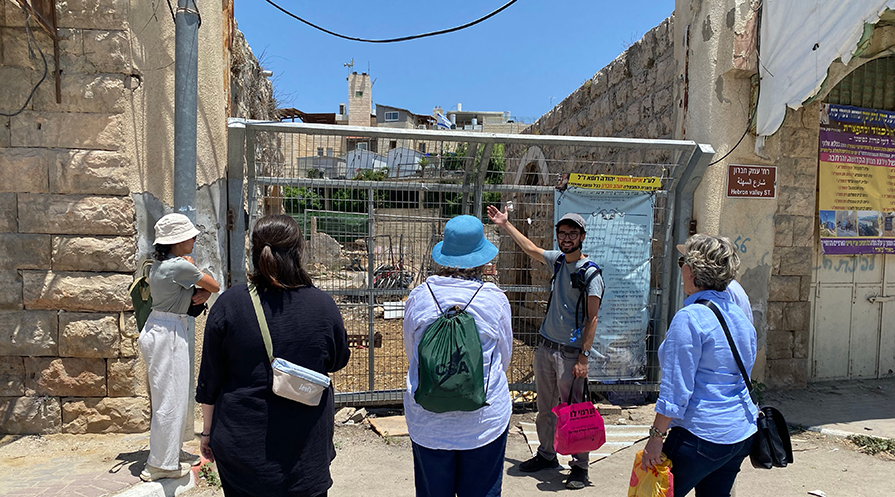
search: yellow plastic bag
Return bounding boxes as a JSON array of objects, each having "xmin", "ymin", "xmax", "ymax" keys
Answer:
[{"xmin": 628, "ymin": 449, "xmax": 673, "ymax": 497}]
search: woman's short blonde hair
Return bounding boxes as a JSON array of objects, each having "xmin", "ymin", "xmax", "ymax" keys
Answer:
[{"xmin": 682, "ymin": 234, "xmax": 739, "ymax": 292}]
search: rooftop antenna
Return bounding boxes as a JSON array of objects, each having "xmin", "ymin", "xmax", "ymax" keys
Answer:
[{"xmin": 344, "ymin": 58, "xmax": 354, "ymax": 75}]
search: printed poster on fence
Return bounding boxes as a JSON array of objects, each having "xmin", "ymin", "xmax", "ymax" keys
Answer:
[
  {"xmin": 555, "ymin": 188, "xmax": 653, "ymax": 381},
  {"xmin": 818, "ymin": 104, "xmax": 895, "ymax": 255}
]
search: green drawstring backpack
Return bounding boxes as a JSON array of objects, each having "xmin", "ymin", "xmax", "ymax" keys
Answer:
[
  {"xmin": 129, "ymin": 260, "xmax": 153, "ymax": 333},
  {"xmin": 414, "ymin": 282, "xmax": 491, "ymax": 413}
]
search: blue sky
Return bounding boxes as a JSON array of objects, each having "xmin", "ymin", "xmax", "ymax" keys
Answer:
[{"xmin": 235, "ymin": 1, "xmax": 674, "ymax": 123}]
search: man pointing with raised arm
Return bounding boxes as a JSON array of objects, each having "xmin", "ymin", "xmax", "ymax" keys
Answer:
[{"xmin": 486, "ymin": 205, "xmax": 604, "ymax": 490}]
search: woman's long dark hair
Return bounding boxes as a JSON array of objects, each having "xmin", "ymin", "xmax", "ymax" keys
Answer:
[
  {"xmin": 249, "ymin": 215, "xmax": 313, "ymax": 291},
  {"xmin": 152, "ymin": 244, "xmax": 172, "ymax": 261}
]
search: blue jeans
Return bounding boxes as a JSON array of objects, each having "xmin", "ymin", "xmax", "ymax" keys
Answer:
[
  {"xmin": 663, "ymin": 427, "xmax": 756, "ymax": 497},
  {"xmin": 412, "ymin": 426, "xmax": 508, "ymax": 497}
]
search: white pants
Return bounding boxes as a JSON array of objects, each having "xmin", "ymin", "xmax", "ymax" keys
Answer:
[{"xmin": 138, "ymin": 310, "xmax": 192, "ymax": 470}]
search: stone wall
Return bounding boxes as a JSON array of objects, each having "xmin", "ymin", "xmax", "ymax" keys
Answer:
[
  {"xmin": 756, "ymin": 103, "xmax": 819, "ymax": 388},
  {"xmin": 0, "ymin": 2, "xmax": 147, "ymax": 434},
  {"xmin": 499, "ymin": 17, "xmax": 677, "ymax": 335},
  {"xmin": 521, "ymin": 16, "xmax": 676, "ymax": 174},
  {"xmin": 0, "ymin": 2, "xmax": 274, "ymax": 434}
]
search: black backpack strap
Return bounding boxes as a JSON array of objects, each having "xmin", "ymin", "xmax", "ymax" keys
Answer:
[
  {"xmin": 574, "ymin": 264, "xmax": 602, "ymax": 329},
  {"xmin": 695, "ymin": 299, "xmax": 758, "ymax": 405},
  {"xmin": 427, "ymin": 281, "xmax": 485, "ymax": 314},
  {"xmin": 462, "ymin": 283, "xmax": 486, "ymax": 311},
  {"xmin": 545, "ymin": 253, "xmax": 566, "ymax": 315},
  {"xmin": 425, "ymin": 282, "xmax": 444, "ymax": 316}
]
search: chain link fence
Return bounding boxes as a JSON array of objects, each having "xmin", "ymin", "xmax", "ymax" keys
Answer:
[{"xmin": 228, "ymin": 120, "xmax": 711, "ymax": 406}]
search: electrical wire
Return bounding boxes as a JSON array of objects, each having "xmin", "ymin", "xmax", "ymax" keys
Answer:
[
  {"xmin": 263, "ymin": 0, "xmax": 519, "ymax": 43},
  {"xmin": 708, "ymin": 2, "xmax": 763, "ymax": 166},
  {"xmin": 0, "ymin": 9, "xmax": 48, "ymax": 118}
]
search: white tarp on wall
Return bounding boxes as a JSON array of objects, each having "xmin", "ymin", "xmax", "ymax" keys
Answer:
[{"xmin": 757, "ymin": 0, "xmax": 895, "ymax": 137}]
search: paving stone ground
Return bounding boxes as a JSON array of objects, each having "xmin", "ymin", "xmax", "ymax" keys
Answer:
[{"xmin": 0, "ymin": 378, "xmax": 892, "ymax": 497}]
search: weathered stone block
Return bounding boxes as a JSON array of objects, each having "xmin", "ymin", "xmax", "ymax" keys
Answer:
[
  {"xmin": 774, "ymin": 215, "xmax": 793, "ymax": 247},
  {"xmin": 766, "ymin": 301, "xmax": 785, "ymax": 331},
  {"xmin": 0, "ymin": 147, "xmax": 49, "ymax": 193},
  {"xmin": 59, "ymin": 312, "xmax": 120, "ymax": 358},
  {"xmin": 0, "ymin": 117, "xmax": 9, "ymax": 148},
  {"xmin": 0, "ymin": 310, "xmax": 58, "ymax": 356},
  {"xmin": 83, "ymin": 31, "xmax": 131, "ymax": 74},
  {"xmin": 778, "ymin": 127, "xmax": 818, "ymax": 158},
  {"xmin": 656, "ymin": 55, "xmax": 675, "ymax": 84},
  {"xmin": 33, "ymin": 73, "xmax": 126, "ymax": 113},
  {"xmin": 0, "ymin": 357, "xmax": 25, "ymax": 396},
  {"xmin": 49, "ymin": 149, "xmax": 129, "ymax": 195},
  {"xmin": 589, "ymin": 71, "xmax": 608, "ymax": 99},
  {"xmin": 52, "ymin": 236, "xmax": 136, "ymax": 272},
  {"xmin": 766, "ymin": 330, "xmax": 793, "ymax": 360},
  {"xmin": 792, "ymin": 326, "xmax": 810, "ymax": 359},
  {"xmin": 0, "ymin": 66, "xmax": 36, "ymax": 115},
  {"xmin": 655, "ymin": 88, "xmax": 672, "ymax": 112},
  {"xmin": 0, "ymin": 193, "xmax": 15, "ymax": 232},
  {"xmin": 1, "ymin": 27, "xmax": 55, "ymax": 71},
  {"xmin": 777, "ymin": 186, "xmax": 815, "ymax": 216},
  {"xmin": 10, "ymin": 111, "xmax": 122, "ymax": 150},
  {"xmin": 120, "ymin": 313, "xmax": 139, "ymax": 357},
  {"xmin": 18, "ymin": 194, "xmax": 135, "ymax": 235},
  {"xmin": 626, "ymin": 102, "xmax": 640, "ymax": 127},
  {"xmin": 0, "ymin": 396, "xmax": 62, "ymax": 434},
  {"xmin": 765, "ymin": 358, "xmax": 808, "ymax": 389},
  {"xmin": 57, "ymin": 0, "xmax": 128, "ymax": 30},
  {"xmin": 777, "ymin": 246, "xmax": 813, "ymax": 276},
  {"xmin": 23, "ymin": 271, "xmax": 132, "ymax": 312},
  {"xmin": 107, "ymin": 357, "xmax": 146, "ymax": 397},
  {"xmin": 607, "ymin": 53, "xmax": 629, "ymax": 86},
  {"xmin": 768, "ymin": 275, "xmax": 801, "ymax": 302},
  {"xmin": 800, "ymin": 275, "xmax": 811, "ymax": 301},
  {"xmin": 792, "ymin": 215, "xmax": 814, "ymax": 247},
  {"xmin": 62, "ymin": 397, "xmax": 149, "ymax": 434},
  {"xmin": 0, "ymin": 234, "xmax": 51, "ymax": 270},
  {"xmin": 24, "ymin": 357, "xmax": 106, "ymax": 396},
  {"xmin": 783, "ymin": 301, "xmax": 811, "ymax": 331},
  {"xmin": 0, "ymin": 271, "xmax": 23, "ymax": 310}
]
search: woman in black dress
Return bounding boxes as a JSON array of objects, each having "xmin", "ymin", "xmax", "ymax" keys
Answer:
[{"xmin": 196, "ymin": 215, "xmax": 350, "ymax": 496}]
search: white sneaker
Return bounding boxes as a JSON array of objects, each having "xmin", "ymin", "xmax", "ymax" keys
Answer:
[
  {"xmin": 179, "ymin": 450, "xmax": 201, "ymax": 467},
  {"xmin": 140, "ymin": 463, "xmax": 191, "ymax": 481}
]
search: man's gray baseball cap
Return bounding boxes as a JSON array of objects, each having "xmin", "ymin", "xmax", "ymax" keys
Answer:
[{"xmin": 556, "ymin": 212, "xmax": 587, "ymax": 231}]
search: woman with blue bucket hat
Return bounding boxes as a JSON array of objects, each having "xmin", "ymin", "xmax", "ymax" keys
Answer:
[{"xmin": 403, "ymin": 215, "xmax": 513, "ymax": 497}]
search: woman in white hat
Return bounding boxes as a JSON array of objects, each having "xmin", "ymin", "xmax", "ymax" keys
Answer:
[
  {"xmin": 402, "ymin": 215, "xmax": 513, "ymax": 497},
  {"xmin": 138, "ymin": 213, "xmax": 220, "ymax": 481}
]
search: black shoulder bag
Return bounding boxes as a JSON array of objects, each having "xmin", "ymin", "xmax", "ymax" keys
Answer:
[{"xmin": 696, "ymin": 299, "xmax": 794, "ymax": 469}]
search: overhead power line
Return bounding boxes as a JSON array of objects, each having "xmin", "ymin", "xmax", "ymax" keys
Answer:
[{"xmin": 263, "ymin": 0, "xmax": 519, "ymax": 43}]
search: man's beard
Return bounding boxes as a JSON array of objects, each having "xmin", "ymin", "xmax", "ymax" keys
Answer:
[{"xmin": 560, "ymin": 240, "xmax": 582, "ymax": 254}]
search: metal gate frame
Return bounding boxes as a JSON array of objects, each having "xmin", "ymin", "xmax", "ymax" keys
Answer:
[{"xmin": 227, "ymin": 119, "xmax": 714, "ymax": 405}]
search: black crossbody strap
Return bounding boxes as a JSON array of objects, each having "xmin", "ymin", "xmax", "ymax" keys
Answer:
[{"xmin": 695, "ymin": 299, "xmax": 758, "ymax": 406}]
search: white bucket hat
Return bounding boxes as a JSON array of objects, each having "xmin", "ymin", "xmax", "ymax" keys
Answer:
[{"xmin": 154, "ymin": 213, "xmax": 200, "ymax": 245}]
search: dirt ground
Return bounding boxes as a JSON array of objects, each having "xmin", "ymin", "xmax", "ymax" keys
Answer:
[
  {"xmin": 182, "ymin": 405, "xmax": 895, "ymax": 497},
  {"xmin": 1, "ymin": 403, "xmax": 892, "ymax": 497}
]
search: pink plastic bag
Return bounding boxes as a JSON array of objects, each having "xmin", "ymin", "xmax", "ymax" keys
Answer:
[{"xmin": 552, "ymin": 399, "xmax": 606, "ymax": 455}]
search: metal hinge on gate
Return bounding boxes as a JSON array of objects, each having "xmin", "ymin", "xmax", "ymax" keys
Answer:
[
  {"xmin": 867, "ymin": 295, "xmax": 895, "ymax": 304},
  {"xmin": 226, "ymin": 209, "xmax": 235, "ymax": 231}
]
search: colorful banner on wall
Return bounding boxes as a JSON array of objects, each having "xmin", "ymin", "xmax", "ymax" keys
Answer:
[
  {"xmin": 555, "ymin": 189, "xmax": 653, "ymax": 381},
  {"xmin": 818, "ymin": 104, "xmax": 895, "ymax": 255}
]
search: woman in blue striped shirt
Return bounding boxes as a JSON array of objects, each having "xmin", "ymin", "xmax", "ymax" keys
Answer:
[{"xmin": 642, "ymin": 234, "xmax": 758, "ymax": 496}]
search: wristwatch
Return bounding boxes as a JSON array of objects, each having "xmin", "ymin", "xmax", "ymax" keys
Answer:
[
  {"xmin": 580, "ymin": 349, "xmax": 591, "ymax": 358},
  {"xmin": 649, "ymin": 426, "xmax": 667, "ymax": 439}
]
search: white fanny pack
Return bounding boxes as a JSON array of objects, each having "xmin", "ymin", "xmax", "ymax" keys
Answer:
[{"xmin": 249, "ymin": 283, "xmax": 331, "ymax": 406}]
